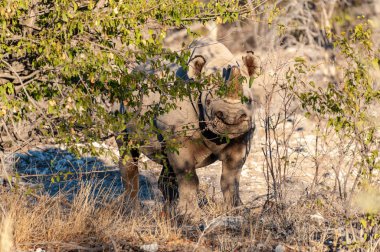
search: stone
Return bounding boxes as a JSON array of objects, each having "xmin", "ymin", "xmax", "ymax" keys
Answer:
[
  {"xmin": 275, "ymin": 244, "xmax": 286, "ymax": 252},
  {"xmin": 140, "ymin": 242, "xmax": 158, "ymax": 252}
]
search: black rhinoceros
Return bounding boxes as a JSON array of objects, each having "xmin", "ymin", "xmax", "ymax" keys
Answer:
[{"xmin": 117, "ymin": 38, "xmax": 260, "ymax": 218}]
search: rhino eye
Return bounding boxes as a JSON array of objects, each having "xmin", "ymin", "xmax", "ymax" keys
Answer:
[
  {"xmin": 206, "ymin": 99, "xmax": 211, "ymax": 106},
  {"xmin": 247, "ymin": 98, "xmax": 252, "ymax": 104}
]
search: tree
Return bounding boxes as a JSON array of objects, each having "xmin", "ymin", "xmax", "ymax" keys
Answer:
[{"xmin": 0, "ymin": 0, "xmax": 251, "ymax": 156}]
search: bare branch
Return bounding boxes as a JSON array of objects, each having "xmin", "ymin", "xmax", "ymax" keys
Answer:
[
  {"xmin": 0, "ymin": 70, "xmax": 40, "ymax": 83},
  {"xmin": 94, "ymin": 0, "xmax": 107, "ymax": 11},
  {"xmin": 0, "ymin": 59, "xmax": 54, "ymax": 135}
]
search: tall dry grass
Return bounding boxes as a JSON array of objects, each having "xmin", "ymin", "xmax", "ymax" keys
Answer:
[
  {"xmin": 0, "ymin": 182, "xmax": 187, "ymax": 251},
  {"xmin": 0, "ymin": 157, "xmax": 378, "ymax": 251},
  {"xmin": 0, "ymin": 213, "xmax": 13, "ymax": 252}
]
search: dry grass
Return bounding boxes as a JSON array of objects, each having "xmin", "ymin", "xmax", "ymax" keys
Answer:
[
  {"xmin": 0, "ymin": 179, "xmax": 378, "ymax": 252},
  {"xmin": 0, "ymin": 212, "xmax": 13, "ymax": 252},
  {"xmin": 0, "ymin": 182, "xmax": 187, "ymax": 251}
]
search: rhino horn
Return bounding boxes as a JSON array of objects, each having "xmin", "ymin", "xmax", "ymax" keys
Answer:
[
  {"xmin": 226, "ymin": 66, "xmax": 242, "ymax": 99},
  {"xmin": 188, "ymin": 55, "xmax": 206, "ymax": 79},
  {"xmin": 242, "ymin": 51, "xmax": 260, "ymax": 77}
]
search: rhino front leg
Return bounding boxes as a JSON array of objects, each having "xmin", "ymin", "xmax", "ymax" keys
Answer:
[
  {"xmin": 167, "ymin": 150, "xmax": 200, "ymax": 220},
  {"xmin": 116, "ymin": 135, "xmax": 140, "ymax": 206},
  {"xmin": 220, "ymin": 146, "xmax": 247, "ymax": 208},
  {"xmin": 176, "ymin": 169, "xmax": 200, "ymax": 219},
  {"xmin": 158, "ymin": 158, "xmax": 179, "ymax": 203}
]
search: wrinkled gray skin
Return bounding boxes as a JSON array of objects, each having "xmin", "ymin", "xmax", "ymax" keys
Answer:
[{"xmin": 117, "ymin": 38, "xmax": 259, "ymax": 218}]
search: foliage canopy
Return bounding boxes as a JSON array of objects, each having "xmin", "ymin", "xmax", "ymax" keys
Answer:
[{"xmin": 0, "ymin": 0, "xmax": 251, "ymax": 154}]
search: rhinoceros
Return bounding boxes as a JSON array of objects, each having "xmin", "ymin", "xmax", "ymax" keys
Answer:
[{"xmin": 117, "ymin": 38, "xmax": 259, "ymax": 218}]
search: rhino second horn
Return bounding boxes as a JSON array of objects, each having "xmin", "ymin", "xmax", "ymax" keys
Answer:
[
  {"xmin": 188, "ymin": 55, "xmax": 206, "ymax": 79},
  {"xmin": 226, "ymin": 66, "xmax": 242, "ymax": 99},
  {"xmin": 242, "ymin": 51, "xmax": 259, "ymax": 77}
]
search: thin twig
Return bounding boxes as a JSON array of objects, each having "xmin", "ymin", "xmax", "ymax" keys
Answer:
[
  {"xmin": 17, "ymin": 168, "xmax": 119, "ymax": 179},
  {"xmin": 0, "ymin": 59, "xmax": 55, "ymax": 138}
]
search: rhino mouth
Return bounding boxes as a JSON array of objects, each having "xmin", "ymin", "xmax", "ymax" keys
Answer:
[{"xmin": 209, "ymin": 117, "xmax": 251, "ymax": 137}]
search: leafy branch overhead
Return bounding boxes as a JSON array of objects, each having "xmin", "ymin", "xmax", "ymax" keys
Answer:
[{"xmin": 0, "ymin": 0, "xmax": 250, "ymax": 153}]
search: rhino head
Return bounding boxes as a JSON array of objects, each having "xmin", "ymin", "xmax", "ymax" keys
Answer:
[{"xmin": 188, "ymin": 51, "xmax": 259, "ymax": 140}]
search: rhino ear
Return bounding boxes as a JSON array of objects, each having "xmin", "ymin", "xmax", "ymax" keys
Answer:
[
  {"xmin": 242, "ymin": 51, "xmax": 260, "ymax": 77},
  {"xmin": 188, "ymin": 55, "xmax": 206, "ymax": 79}
]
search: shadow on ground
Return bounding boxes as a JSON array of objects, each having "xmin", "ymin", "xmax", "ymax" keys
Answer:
[{"xmin": 14, "ymin": 147, "xmax": 155, "ymax": 200}]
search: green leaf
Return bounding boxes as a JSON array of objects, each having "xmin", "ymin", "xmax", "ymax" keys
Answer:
[
  {"xmin": 249, "ymin": 77, "xmax": 254, "ymax": 88},
  {"xmin": 62, "ymin": 13, "xmax": 68, "ymax": 22},
  {"xmin": 294, "ymin": 57, "xmax": 305, "ymax": 63}
]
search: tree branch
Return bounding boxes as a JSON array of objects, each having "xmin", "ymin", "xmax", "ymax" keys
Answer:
[
  {"xmin": 0, "ymin": 59, "xmax": 54, "ymax": 134},
  {"xmin": 0, "ymin": 70, "xmax": 40, "ymax": 83}
]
